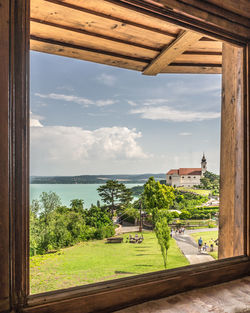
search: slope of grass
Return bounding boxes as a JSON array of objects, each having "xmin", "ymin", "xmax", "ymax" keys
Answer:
[
  {"xmin": 30, "ymin": 231, "xmax": 189, "ymax": 294},
  {"xmin": 176, "ymin": 187, "xmax": 211, "ymax": 196},
  {"xmin": 190, "ymin": 231, "xmax": 218, "ymax": 259}
]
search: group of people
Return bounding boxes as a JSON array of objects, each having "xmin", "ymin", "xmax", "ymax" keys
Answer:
[
  {"xmin": 170, "ymin": 227, "xmax": 185, "ymax": 238},
  {"xmin": 198, "ymin": 237, "xmax": 214, "ymax": 253},
  {"xmin": 127, "ymin": 234, "xmax": 144, "ymax": 244}
]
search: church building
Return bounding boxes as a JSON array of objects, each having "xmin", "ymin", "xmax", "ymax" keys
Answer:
[{"xmin": 166, "ymin": 154, "xmax": 207, "ymax": 187}]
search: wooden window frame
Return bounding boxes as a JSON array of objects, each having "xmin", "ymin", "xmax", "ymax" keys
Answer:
[{"xmin": 0, "ymin": 1, "xmax": 249, "ymax": 313}]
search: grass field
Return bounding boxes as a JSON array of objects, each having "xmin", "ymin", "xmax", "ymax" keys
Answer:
[
  {"xmin": 30, "ymin": 231, "xmax": 189, "ymax": 294},
  {"xmin": 176, "ymin": 187, "xmax": 211, "ymax": 196},
  {"xmin": 190, "ymin": 231, "xmax": 218, "ymax": 259}
]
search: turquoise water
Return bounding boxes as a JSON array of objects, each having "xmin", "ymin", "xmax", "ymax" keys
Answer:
[{"xmin": 30, "ymin": 183, "xmax": 142, "ymax": 208}]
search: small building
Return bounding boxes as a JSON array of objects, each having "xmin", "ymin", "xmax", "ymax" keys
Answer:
[{"xmin": 166, "ymin": 154, "xmax": 207, "ymax": 187}]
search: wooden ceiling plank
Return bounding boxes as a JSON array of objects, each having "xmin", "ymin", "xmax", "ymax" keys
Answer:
[
  {"xmin": 206, "ymin": 0, "xmax": 250, "ymax": 19},
  {"xmin": 143, "ymin": 30, "xmax": 203, "ymax": 75},
  {"xmin": 30, "ymin": 20, "xmax": 158, "ymax": 60},
  {"xmin": 190, "ymin": 40, "xmax": 222, "ymax": 52},
  {"xmin": 59, "ymin": 0, "xmax": 182, "ymax": 35},
  {"xmin": 30, "ymin": 39, "xmax": 148, "ymax": 71},
  {"xmin": 161, "ymin": 65, "xmax": 221, "ymax": 74},
  {"xmin": 31, "ymin": 0, "xmax": 175, "ymax": 50},
  {"xmin": 174, "ymin": 54, "xmax": 222, "ymax": 64}
]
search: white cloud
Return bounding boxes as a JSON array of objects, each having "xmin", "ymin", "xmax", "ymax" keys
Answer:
[
  {"xmin": 95, "ymin": 99, "xmax": 117, "ymax": 107},
  {"xmin": 30, "ymin": 112, "xmax": 44, "ymax": 127},
  {"xmin": 96, "ymin": 73, "xmax": 117, "ymax": 86},
  {"xmin": 35, "ymin": 93, "xmax": 117, "ymax": 107},
  {"xmin": 30, "ymin": 125, "xmax": 148, "ymax": 172},
  {"xmin": 130, "ymin": 106, "xmax": 220, "ymax": 122},
  {"xmin": 127, "ymin": 100, "xmax": 138, "ymax": 107},
  {"xmin": 143, "ymin": 99, "xmax": 168, "ymax": 106},
  {"xmin": 179, "ymin": 132, "xmax": 192, "ymax": 136}
]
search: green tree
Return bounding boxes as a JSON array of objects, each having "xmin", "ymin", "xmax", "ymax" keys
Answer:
[
  {"xmin": 70, "ymin": 199, "xmax": 84, "ymax": 213},
  {"xmin": 97, "ymin": 180, "xmax": 133, "ymax": 216},
  {"xmin": 142, "ymin": 177, "xmax": 175, "ymax": 225},
  {"xmin": 39, "ymin": 191, "xmax": 61, "ymax": 224},
  {"xmin": 155, "ymin": 217, "xmax": 171, "ymax": 268}
]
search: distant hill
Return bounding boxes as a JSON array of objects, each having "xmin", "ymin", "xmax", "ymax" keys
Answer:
[{"xmin": 30, "ymin": 174, "xmax": 166, "ymax": 184}]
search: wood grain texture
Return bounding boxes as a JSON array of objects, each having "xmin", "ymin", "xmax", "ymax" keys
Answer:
[
  {"xmin": 143, "ymin": 30, "xmax": 202, "ymax": 75},
  {"xmin": 30, "ymin": 20, "xmax": 158, "ymax": 60},
  {"xmin": 157, "ymin": 0, "xmax": 250, "ymax": 41},
  {"xmin": 23, "ymin": 257, "xmax": 250, "ymax": 313},
  {"xmin": 206, "ymin": 0, "xmax": 250, "ymax": 19},
  {"xmin": 59, "ymin": 0, "xmax": 182, "ymax": 35},
  {"xmin": 9, "ymin": 0, "xmax": 30, "ymax": 310},
  {"xmin": 247, "ymin": 43, "xmax": 250, "ymax": 257},
  {"xmin": 30, "ymin": 39, "xmax": 148, "ymax": 71},
  {"xmin": 30, "ymin": 0, "xmax": 174, "ymax": 50},
  {"xmin": 0, "ymin": 0, "xmax": 10, "ymax": 311},
  {"xmin": 161, "ymin": 65, "xmax": 221, "ymax": 74},
  {"xmin": 219, "ymin": 44, "xmax": 245, "ymax": 259},
  {"xmin": 115, "ymin": 276, "xmax": 250, "ymax": 313}
]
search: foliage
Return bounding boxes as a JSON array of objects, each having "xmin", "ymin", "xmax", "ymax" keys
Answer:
[
  {"xmin": 30, "ymin": 192, "xmax": 115, "ymax": 255},
  {"xmin": 141, "ymin": 177, "xmax": 175, "ymax": 267},
  {"xmin": 198, "ymin": 171, "xmax": 220, "ymax": 192},
  {"xmin": 130, "ymin": 185, "xmax": 144, "ymax": 196},
  {"xmin": 179, "ymin": 206, "xmax": 219, "ymax": 220},
  {"xmin": 171, "ymin": 189, "xmax": 208, "ymax": 211},
  {"xmin": 142, "ymin": 177, "xmax": 175, "ymax": 225},
  {"xmin": 155, "ymin": 217, "xmax": 171, "ymax": 268},
  {"xmin": 97, "ymin": 180, "xmax": 133, "ymax": 216},
  {"xmin": 119, "ymin": 204, "xmax": 140, "ymax": 224}
]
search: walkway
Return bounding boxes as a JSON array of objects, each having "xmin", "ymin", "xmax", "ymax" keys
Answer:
[{"xmin": 173, "ymin": 229, "xmax": 215, "ymax": 264}]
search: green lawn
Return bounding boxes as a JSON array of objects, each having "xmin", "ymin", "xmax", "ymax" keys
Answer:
[
  {"xmin": 190, "ymin": 231, "xmax": 218, "ymax": 259},
  {"xmin": 176, "ymin": 187, "xmax": 211, "ymax": 196},
  {"xmin": 30, "ymin": 231, "xmax": 189, "ymax": 294}
]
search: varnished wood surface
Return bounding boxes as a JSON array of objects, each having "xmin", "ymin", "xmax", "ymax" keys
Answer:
[
  {"xmin": 157, "ymin": 0, "xmax": 250, "ymax": 41},
  {"xmin": 115, "ymin": 276, "xmax": 250, "ymax": 313},
  {"xmin": 0, "ymin": 0, "xmax": 10, "ymax": 312},
  {"xmin": 9, "ymin": 0, "xmax": 30, "ymax": 309},
  {"xmin": 143, "ymin": 30, "xmax": 202, "ymax": 75},
  {"xmin": 207, "ymin": 0, "xmax": 250, "ymax": 19},
  {"xmin": 219, "ymin": 44, "xmax": 245, "ymax": 258},
  {"xmin": 30, "ymin": 0, "xmax": 224, "ymax": 74},
  {"xmin": 247, "ymin": 44, "xmax": 250, "ymax": 258}
]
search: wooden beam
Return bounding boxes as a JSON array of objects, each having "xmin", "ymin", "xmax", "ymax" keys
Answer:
[
  {"xmin": 30, "ymin": 39, "xmax": 148, "ymax": 71},
  {"xmin": 219, "ymin": 43, "xmax": 245, "ymax": 259},
  {"xmin": 30, "ymin": 20, "xmax": 158, "ymax": 60},
  {"xmin": 161, "ymin": 65, "xmax": 221, "ymax": 74},
  {"xmin": 59, "ymin": 0, "xmax": 182, "ymax": 35},
  {"xmin": 158, "ymin": 0, "xmax": 250, "ymax": 41},
  {"xmin": 143, "ymin": 30, "xmax": 202, "ymax": 75},
  {"xmin": 31, "ymin": 0, "xmax": 174, "ymax": 50},
  {"xmin": 0, "ymin": 0, "xmax": 10, "ymax": 311}
]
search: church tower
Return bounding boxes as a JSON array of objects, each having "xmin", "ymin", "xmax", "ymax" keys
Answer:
[{"xmin": 201, "ymin": 153, "xmax": 207, "ymax": 175}]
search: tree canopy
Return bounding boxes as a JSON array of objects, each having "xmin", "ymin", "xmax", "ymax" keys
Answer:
[{"xmin": 97, "ymin": 180, "xmax": 133, "ymax": 216}]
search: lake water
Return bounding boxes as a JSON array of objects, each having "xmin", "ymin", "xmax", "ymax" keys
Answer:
[{"xmin": 30, "ymin": 184, "xmax": 142, "ymax": 208}]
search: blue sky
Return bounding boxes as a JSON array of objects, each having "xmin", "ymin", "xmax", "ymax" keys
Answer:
[{"xmin": 30, "ymin": 51, "xmax": 221, "ymax": 176}]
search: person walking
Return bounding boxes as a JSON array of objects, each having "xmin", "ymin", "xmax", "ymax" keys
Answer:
[{"xmin": 198, "ymin": 237, "xmax": 203, "ymax": 253}]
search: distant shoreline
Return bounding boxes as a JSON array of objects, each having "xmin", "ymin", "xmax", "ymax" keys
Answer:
[{"xmin": 30, "ymin": 174, "xmax": 166, "ymax": 184}]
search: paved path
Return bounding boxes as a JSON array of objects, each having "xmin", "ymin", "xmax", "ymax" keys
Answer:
[
  {"xmin": 116, "ymin": 225, "xmax": 139, "ymax": 234},
  {"xmin": 173, "ymin": 231, "xmax": 214, "ymax": 264}
]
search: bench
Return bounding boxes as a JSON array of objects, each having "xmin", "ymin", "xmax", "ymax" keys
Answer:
[{"xmin": 106, "ymin": 237, "xmax": 123, "ymax": 243}]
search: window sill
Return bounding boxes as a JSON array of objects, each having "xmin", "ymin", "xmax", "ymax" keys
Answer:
[{"xmin": 115, "ymin": 276, "xmax": 250, "ymax": 313}]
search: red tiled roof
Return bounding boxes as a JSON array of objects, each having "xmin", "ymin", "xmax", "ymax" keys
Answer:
[
  {"xmin": 167, "ymin": 169, "xmax": 178, "ymax": 175},
  {"xmin": 167, "ymin": 168, "xmax": 202, "ymax": 175}
]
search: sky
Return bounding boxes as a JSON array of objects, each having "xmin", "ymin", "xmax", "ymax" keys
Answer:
[{"xmin": 30, "ymin": 51, "xmax": 221, "ymax": 176}]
